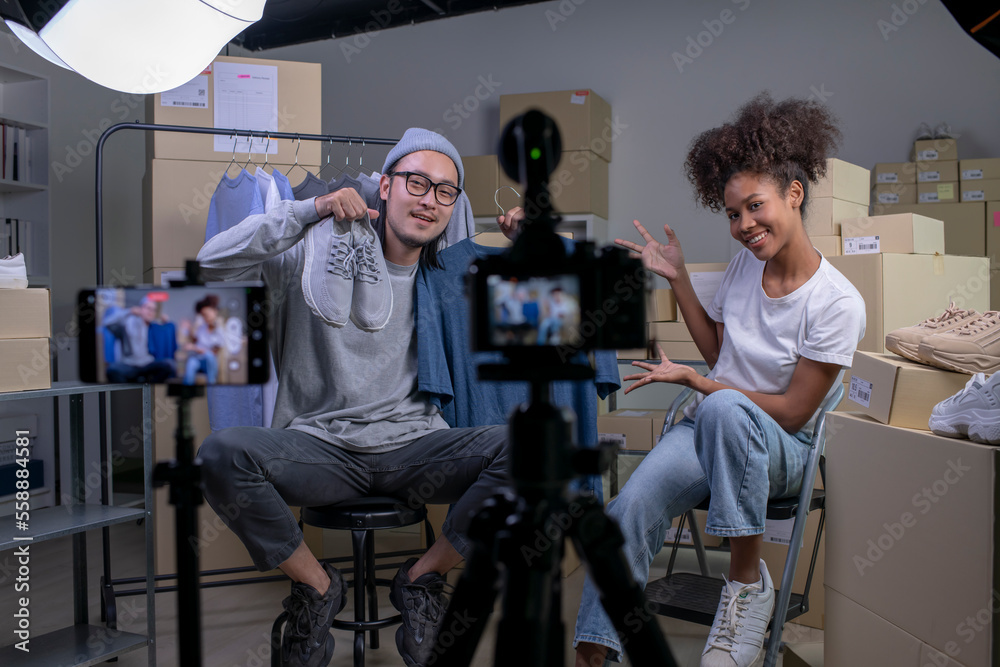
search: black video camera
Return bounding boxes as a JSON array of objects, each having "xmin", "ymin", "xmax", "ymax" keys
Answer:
[{"xmin": 469, "ymin": 110, "xmax": 646, "ymax": 364}]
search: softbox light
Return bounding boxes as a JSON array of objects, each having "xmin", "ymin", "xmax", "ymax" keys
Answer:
[{"xmin": 1, "ymin": 0, "xmax": 266, "ymax": 93}]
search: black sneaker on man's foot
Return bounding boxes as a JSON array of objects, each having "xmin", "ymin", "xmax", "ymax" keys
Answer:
[
  {"xmin": 390, "ymin": 557, "xmax": 451, "ymax": 666},
  {"xmin": 280, "ymin": 562, "xmax": 347, "ymax": 667}
]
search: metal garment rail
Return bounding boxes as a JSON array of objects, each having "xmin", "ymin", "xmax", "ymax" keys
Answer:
[{"xmin": 90, "ymin": 123, "xmax": 414, "ymax": 618}]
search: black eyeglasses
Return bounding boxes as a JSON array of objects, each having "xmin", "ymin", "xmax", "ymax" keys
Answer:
[{"xmin": 388, "ymin": 171, "xmax": 462, "ymax": 206}]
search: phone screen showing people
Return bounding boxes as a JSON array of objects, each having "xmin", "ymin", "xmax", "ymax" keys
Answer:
[{"xmin": 78, "ymin": 284, "xmax": 269, "ymax": 385}]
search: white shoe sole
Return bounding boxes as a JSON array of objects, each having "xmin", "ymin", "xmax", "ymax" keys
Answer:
[{"xmin": 930, "ymin": 408, "xmax": 1000, "ymax": 444}]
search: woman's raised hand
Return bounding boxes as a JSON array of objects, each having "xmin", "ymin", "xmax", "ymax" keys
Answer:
[{"xmin": 614, "ymin": 220, "xmax": 685, "ymax": 282}]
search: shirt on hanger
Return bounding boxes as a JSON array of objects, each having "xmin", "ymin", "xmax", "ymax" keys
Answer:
[
  {"xmin": 271, "ymin": 169, "xmax": 295, "ymax": 202},
  {"xmin": 255, "ymin": 166, "xmax": 283, "ymax": 212},
  {"xmin": 292, "ymin": 171, "xmax": 329, "ymax": 201}
]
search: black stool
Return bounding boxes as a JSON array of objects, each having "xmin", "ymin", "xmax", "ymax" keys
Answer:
[{"xmin": 271, "ymin": 497, "xmax": 429, "ymax": 667}]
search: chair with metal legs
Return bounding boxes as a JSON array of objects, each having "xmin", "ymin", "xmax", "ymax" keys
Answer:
[{"xmin": 644, "ymin": 384, "xmax": 843, "ymax": 667}]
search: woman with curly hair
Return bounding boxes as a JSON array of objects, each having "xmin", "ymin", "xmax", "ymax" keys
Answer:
[{"xmin": 574, "ymin": 93, "xmax": 866, "ymax": 667}]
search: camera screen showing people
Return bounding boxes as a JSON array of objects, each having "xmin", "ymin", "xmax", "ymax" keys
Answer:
[
  {"xmin": 78, "ymin": 284, "xmax": 269, "ymax": 385},
  {"xmin": 486, "ymin": 274, "xmax": 582, "ymax": 347}
]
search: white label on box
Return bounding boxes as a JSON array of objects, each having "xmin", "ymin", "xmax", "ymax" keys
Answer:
[
  {"xmin": 963, "ymin": 190, "xmax": 985, "ymax": 201},
  {"xmin": 664, "ymin": 526, "xmax": 694, "ymax": 545},
  {"xmin": 877, "ymin": 192, "xmax": 899, "ymax": 204},
  {"xmin": 213, "ymin": 62, "xmax": 279, "ymax": 154},
  {"xmin": 160, "ymin": 75, "xmax": 209, "ymax": 108},
  {"xmin": 690, "ymin": 271, "xmax": 725, "ymax": 312},
  {"xmin": 616, "ymin": 410, "xmax": 650, "ymax": 417},
  {"xmin": 876, "ymin": 172, "xmax": 899, "ymax": 183},
  {"xmin": 843, "ymin": 235, "xmax": 880, "ymax": 255},
  {"xmin": 918, "ymin": 171, "xmax": 941, "ymax": 182},
  {"xmin": 917, "ymin": 149, "xmax": 938, "ymax": 160},
  {"xmin": 598, "ymin": 433, "xmax": 627, "ymax": 450},
  {"xmin": 763, "ymin": 518, "xmax": 796, "ymax": 545},
  {"xmin": 570, "ymin": 91, "xmax": 589, "ymax": 105},
  {"xmin": 962, "ymin": 169, "xmax": 984, "ymax": 180},
  {"xmin": 919, "ymin": 192, "xmax": 940, "ymax": 203},
  {"xmin": 849, "ymin": 375, "xmax": 873, "ymax": 408}
]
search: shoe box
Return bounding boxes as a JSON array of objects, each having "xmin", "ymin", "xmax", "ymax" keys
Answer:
[
  {"xmin": 801, "ymin": 158, "xmax": 871, "ymax": 236},
  {"xmin": 839, "ymin": 213, "xmax": 943, "ymax": 256},
  {"xmin": 803, "ymin": 197, "xmax": 869, "ymax": 236},
  {"xmin": 597, "ymin": 408, "xmax": 669, "ymax": 452},
  {"xmin": 916, "ymin": 160, "xmax": 959, "ymax": 184},
  {"xmin": 911, "ymin": 138, "xmax": 959, "ymax": 162},
  {"xmin": 462, "ymin": 155, "xmax": 499, "ymax": 217},
  {"xmin": 873, "ymin": 182, "xmax": 918, "ymax": 205},
  {"xmin": 873, "ymin": 162, "xmax": 918, "ymax": 185},
  {"xmin": 917, "ymin": 181, "xmax": 960, "ymax": 204},
  {"xmin": 812, "ymin": 235, "xmax": 842, "ymax": 257},
  {"xmin": 828, "ymin": 253, "xmax": 990, "ymax": 354},
  {"xmin": 959, "ymin": 179, "xmax": 1000, "ymax": 203},
  {"xmin": 871, "ymin": 202, "xmax": 985, "ymax": 257},
  {"xmin": 0, "ymin": 288, "xmax": 51, "ymax": 392},
  {"xmin": 825, "ymin": 412, "xmax": 999, "ymax": 667},
  {"xmin": 842, "ymin": 351, "xmax": 968, "ymax": 430}
]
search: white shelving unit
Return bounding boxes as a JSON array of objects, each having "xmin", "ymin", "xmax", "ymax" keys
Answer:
[{"xmin": 0, "ymin": 64, "xmax": 49, "ymax": 286}]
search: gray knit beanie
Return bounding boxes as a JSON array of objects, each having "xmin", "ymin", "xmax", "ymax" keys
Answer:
[{"xmin": 382, "ymin": 128, "xmax": 465, "ymax": 188}]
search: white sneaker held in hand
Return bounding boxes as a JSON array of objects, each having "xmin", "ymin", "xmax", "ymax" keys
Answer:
[
  {"xmin": 349, "ymin": 213, "xmax": 392, "ymax": 332},
  {"xmin": 0, "ymin": 253, "xmax": 28, "ymax": 289},
  {"xmin": 302, "ymin": 216, "xmax": 356, "ymax": 327},
  {"xmin": 702, "ymin": 559, "xmax": 775, "ymax": 667}
]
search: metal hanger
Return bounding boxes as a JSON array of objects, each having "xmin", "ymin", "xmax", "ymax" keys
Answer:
[
  {"xmin": 225, "ymin": 131, "xmax": 241, "ymax": 177},
  {"xmin": 242, "ymin": 131, "xmax": 258, "ymax": 170},
  {"xmin": 318, "ymin": 139, "xmax": 336, "ymax": 178},
  {"xmin": 471, "ymin": 185, "xmax": 523, "ymax": 240},
  {"xmin": 262, "ymin": 133, "xmax": 271, "ymax": 170},
  {"xmin": 285, "ymin": 134, "xmax": 308, "ymax": 179}
]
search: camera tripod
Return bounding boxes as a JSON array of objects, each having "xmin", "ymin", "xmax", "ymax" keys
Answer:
[{"xmin": 430, "ymin": 367, "xmax": 677, "ymax": 667}]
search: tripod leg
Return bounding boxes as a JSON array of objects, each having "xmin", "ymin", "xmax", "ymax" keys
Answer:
[
  {"xmin": 430, "ymin": 496, "xmax": 509, "ymax": 667},
  {"xmin": 570, "ymin": 496, "xmax": 678, "ymax": 667}
]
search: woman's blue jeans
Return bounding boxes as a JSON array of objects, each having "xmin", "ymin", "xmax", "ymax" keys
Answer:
[{"xmin": 573, "ymin": 389, "xmax": 811, "ymax": 661}]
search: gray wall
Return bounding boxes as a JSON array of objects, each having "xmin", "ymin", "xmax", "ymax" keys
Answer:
[{"xmin": 2, "ymin": 0, "xmax": 999, "ymax": 343}]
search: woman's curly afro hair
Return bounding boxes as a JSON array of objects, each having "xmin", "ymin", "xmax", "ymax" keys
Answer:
[{"xmin": 684, "ymin": 92, "xmax": 842, "ymax": 215}]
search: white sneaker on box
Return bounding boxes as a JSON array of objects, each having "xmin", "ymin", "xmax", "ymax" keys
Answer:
[
  {"xmin": 0, "ymin": 254, "xmax": 28, "ymax": 289},
  {"xmin": 929, "ymin": 372, "xmax": 1000, "ymax": 445}
]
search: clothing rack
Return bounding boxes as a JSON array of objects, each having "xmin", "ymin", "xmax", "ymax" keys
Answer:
[
  {"xmin": 89, "ymin": 121, "xmax": 410, "ymax": 625},
  {"xmin": 94, "ymin": 121, "xmax": 399, "ymax": 285}
]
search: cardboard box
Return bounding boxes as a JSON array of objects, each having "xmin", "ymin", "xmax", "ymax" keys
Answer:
[
  {"xmin": 872, "ymin": 202, "xmax": 985, "ymax": 257},
  {"xmin": 839, "ymin": 213, "xmax": 944, "ymax": 256},
  {"xmin": 916, "ymin": 160, "xmax": 958, "ymax": 183},
  {"xmin": 825, "ymin": 588, "xmax": 921, "ymax": 667},
  {"xmin": 802, "ymin": 197, "xmax": 869, "ymax": 236},
  {"xmin": 812, "ymin": 234, "xmax": 841, "ymax": 257},
  {"xmin": 812, "ymin": 158, "xmax": 870, "ymax": 205},
  {"xmin": 648, "ymin": 321, "xmax": 692, "ymax": 341},
  {"xmin": 959, "ymin": 157, "xmax": 1000, "ymax": 181},
  {"xmin": 146, "ymin": 55, "xmax": 322, "ymax": 164},
  {"xmin": 0, "ymin": 288, "xmax": 50, "ymax": 338},
  {"xmin": 873, "ymin": 162, "xmax": 917, "ymax": 185},
  {"xmin": 827, "ymin": 253, "xmax": 990, "ymax": 353},
  {"xmin": 471, "ymin": 231, "xmax": 572, "ymax": 248},
  {"xmin": 684, "ymin": 261, "xmax": 731, "ymax": 316},
  {"xmin": 843, "ymin": 352, "xmax": 968, "ymax": 430},
  {"xmin": 651, "ymin": 340, "xmax": 703, "ymax": 362},
  {"xmin": 825, "ymin": 413, "xmax": 998, "ymax": 666},
  {"xmin": 462, "ymin": 155, "xmax": 499, "ymax": 217},
  {"xmin": 616, "ymin": 348, "xmax": 649, "ymax": 360},
  {"xmin": 498, "ymin": 150, "xmax": 608, "ymax": 217},
  {"xmin": 597, "ymin": 409, "xmax": 668, "ymax": 451},
  {"xmin": 499, "ymin": 89, "xmax": 613, "ymax": 161},
  {"xmin": 960, "ymin": 178, "xmax": 1000, "ymax": 202},
  {"xmin": 0, "ymin": 338, "xmax": 50, "ymax": 392},
  {"xmin": 911, "ymin": 138, "xmax": 958, "ymax": 162},
  {"xmin": 142, "ymin": 159, "xmax": 319, "ymax": 270},
  {"xmin": 645, "ymin": 288, "xmax": 677, "ymax": 322},
  {"xmin": 872, "ymin": 183, "xmax": 917, "ymax": 205},
  {"xmin": 917, "ymin": 181, "xmax": 959, "ymax": 204},
  {"xmin": 761, "ymin": 506, "xmax": 825, "ymax": 629}
]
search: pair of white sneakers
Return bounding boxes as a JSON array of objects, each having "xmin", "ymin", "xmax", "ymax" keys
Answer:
[
  {"xmin": 0, "ymin": 253, "xmax": 28, "ymax": 289},
  {"xmin": 929, "ymin": 372, "xmax": 1000, "ymax": 445},
  {"xmin": 301, "ymin": 214, "xmax": 392, "ymax": 332}
]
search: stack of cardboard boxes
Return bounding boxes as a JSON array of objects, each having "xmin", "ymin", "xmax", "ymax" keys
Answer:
[
  {"xmin": 463, "ymin": 89, "xmax": 614, "ymax": 233},
  {"xmin": 872, "ymin": 138, "xmax": 991, "ymax": 285},
  {"xmin": 804, "ymin": 158, "xmax": 871, "ymax": 255},
  {"xmin": 0, "ymin": 288, "xmax": 50, "ymax": 393},
  {"xmin": 825, "ymin": 349, "xmax": 997, "ymax": 666}
]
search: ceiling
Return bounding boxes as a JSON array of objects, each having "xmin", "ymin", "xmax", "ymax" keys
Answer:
[{"xmin": 234, "ymin": 0, "xmax": 550, "ymax": 51}]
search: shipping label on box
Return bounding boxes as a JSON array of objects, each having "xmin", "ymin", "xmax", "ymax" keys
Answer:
[
  {"xmin": 873, "ymin": 162, "xmax": 917, "ymax": 184},
  {"xmin": 911, "ymin": 138, "xmax": 958, "ymax": 162},
  {"xmin": 916, "ymin": 160, "xmax": 958, "ymax": 183},
  {"xmin": 959, "ymin": 157, "xmax": 1000, "ymax": 180}
]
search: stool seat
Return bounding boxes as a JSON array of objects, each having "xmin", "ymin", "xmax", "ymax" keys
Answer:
[{"xmin": 302, "ymin": 496, "xmax": 424, "ymax": 530}]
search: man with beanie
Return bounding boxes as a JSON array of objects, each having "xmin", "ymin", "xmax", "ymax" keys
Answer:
[{"xmin": 196, "ymin": 129, "xmax": 520, "ymax": 667}]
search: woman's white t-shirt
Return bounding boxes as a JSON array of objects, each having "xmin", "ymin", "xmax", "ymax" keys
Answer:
[{"xmin": 683, "ymin": 248, "xmax": 866, "ymax": 438}]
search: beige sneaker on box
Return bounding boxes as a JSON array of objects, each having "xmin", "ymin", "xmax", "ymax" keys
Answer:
[
  {"xmin": 886, "ymin": 303, "xmax": 980, "ymax": 362},
  {"xmin": 917, "ymin": 311, "xmax": 1000, "ymax": 375},
  {"xmin": 0, "ymin": 253, "xmax": 28, "ymax": 289}
]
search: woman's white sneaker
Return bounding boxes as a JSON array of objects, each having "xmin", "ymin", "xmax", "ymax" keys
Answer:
[{"xmin": 702, "ymin": 560, "xmax": 774, "ymax": 667}]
